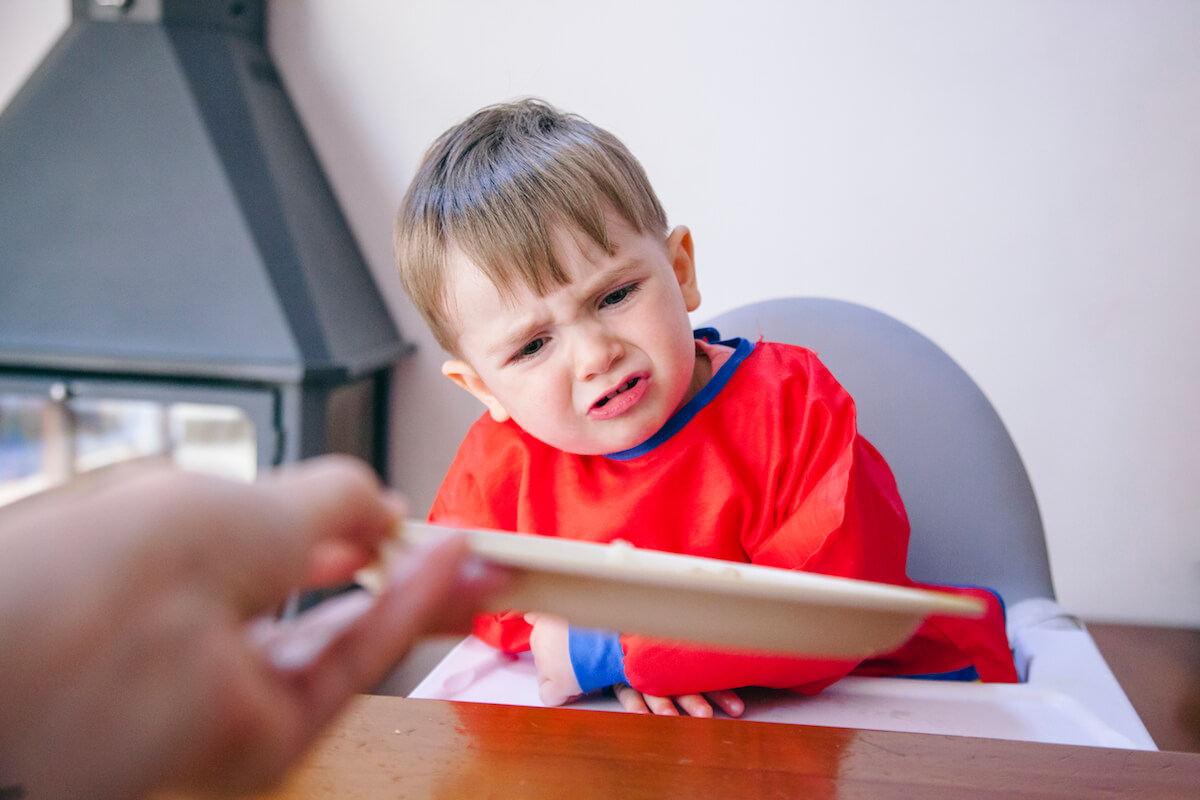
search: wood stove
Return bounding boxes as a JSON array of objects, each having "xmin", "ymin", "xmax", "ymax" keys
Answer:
[{"xmin": 0, "ymin": 0, "xmax": 410, "ymax": 504}]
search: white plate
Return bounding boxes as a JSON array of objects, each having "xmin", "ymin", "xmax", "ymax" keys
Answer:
[{"xmin": 363, "ymin": 521, "xmax": 984, "ymax": 659}]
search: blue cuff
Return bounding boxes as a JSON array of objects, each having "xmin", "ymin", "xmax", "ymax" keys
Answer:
[{"xmin": 568, "ymin": 626, "xmax": 628, "ymax": 693}]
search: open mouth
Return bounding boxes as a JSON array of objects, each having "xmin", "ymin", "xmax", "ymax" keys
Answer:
[
  {"xmin": 588, "ymin": 374, "xmax": 650, "ymax": 420},
  {"xmin": 593, "ymin": 377, "xmax": 641, "ymax": 409}
]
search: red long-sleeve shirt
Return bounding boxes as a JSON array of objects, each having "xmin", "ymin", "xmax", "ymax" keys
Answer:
[{"xmin": 430, "ymin": 332, "xmax": 1016, "ymax": 696}]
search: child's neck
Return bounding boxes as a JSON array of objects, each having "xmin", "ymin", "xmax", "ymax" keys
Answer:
[{"xmin": 680, "ymin": 347, "xmax": 713, "ymax": 409}]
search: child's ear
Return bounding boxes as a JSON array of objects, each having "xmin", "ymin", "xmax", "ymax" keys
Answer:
[
  {"xmin": 666, "ymin": 225, "xmax": 701, "ymax": 312},
  {"xmin": 441, "ymin": 360, "xmax": 510, "ymax": 423}
]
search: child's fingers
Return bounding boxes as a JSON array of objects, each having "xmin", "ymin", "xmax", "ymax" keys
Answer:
[
  {"xmin": 536, "ymin": 677, "xmax": 581, "ymax": 707},
  {"xmin": 641, "ymin": 692, "xmax": 681, "ymax": 716},
  {"xmin": 612, "ymin": 683, "xmax": 741, "ymax": 718},
  {"xmin": 671, "ymin": 694, "xmax": 714, "ymax": 718},
  {"xmin": 612, "ymin": 684, "xmax": 651, "ymax": 714},
  {"xmin": 704, "ymin": 689, "xmax": 745, "ymax": 718}
]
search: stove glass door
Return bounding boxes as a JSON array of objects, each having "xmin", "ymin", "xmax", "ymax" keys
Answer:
[{"xmin": 0, "ymin": 376, "xmax": 276, "ymax": 508}]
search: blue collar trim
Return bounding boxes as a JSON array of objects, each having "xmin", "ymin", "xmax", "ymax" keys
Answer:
[{"xmin": 604, "ymin": 329, "xmax": 755, "ymax": 461}]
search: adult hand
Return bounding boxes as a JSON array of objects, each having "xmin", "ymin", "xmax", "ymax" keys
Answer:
[{"xmin": 0, "ymin": 456, "xmax": 505, "ymax": 800}]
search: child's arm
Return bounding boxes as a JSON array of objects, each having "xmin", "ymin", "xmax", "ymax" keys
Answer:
[
  {"xmin": 472, "ymin": 608, "xmax": 533, "ymax": 652},
  {"xmin": 456, "ymin": 434, "xmax": 1012, "ymax": 697},
  {"xmin": 612, "ymin": 438, "xmax": 1016, "ymax": 697}
]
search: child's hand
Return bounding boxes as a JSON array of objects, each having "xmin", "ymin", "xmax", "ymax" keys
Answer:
[
  {"xmin": 523, "ymin": 612, "xmax": 745, "ymax": 717},
  {"xmin": 524, "ymin": 612, "xmax": 584, "ymax": 706},
  {"xmin": 612, "ymin": 684, "xmax": 745, "ymax": 718}
]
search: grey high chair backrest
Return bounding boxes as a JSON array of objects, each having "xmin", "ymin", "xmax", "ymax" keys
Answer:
[{"xmin": 703, "ymin": 298, "xmax": 1054, "ymax": 605}]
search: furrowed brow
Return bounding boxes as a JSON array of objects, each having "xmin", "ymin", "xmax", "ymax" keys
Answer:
[
  {"xmin": 580, "ymin": 258, "xmax": 643, "ymax": 297},
  {"xmin": 482, "ymin": 257, "xmax": 647, "ymax": 360},
  {"xmin": 486, "ymin": 315, "xmax": 549, "ymax": 360}
]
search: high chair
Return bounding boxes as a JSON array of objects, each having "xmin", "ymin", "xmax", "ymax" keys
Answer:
[{"xmin": 405, "ymin": 298, "xmax": 1155, "ymax": 749}]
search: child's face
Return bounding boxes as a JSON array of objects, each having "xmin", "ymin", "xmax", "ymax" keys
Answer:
[{"xmin": 442, "ymin": 205, "xmax": 702, "ymax": 455}]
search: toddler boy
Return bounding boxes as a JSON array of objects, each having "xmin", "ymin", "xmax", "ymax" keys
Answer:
[{"xmin": 393, "ymin": 99, "xmax": 1016, "ymax": 717}]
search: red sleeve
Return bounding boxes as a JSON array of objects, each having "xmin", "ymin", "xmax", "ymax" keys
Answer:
[
  {"xmin": 620, "ymin": 439, "xmax": 902, "ymax": 696},
  {"xmin": 619, "ymin": 353, "xmax": 1015, "ymax": 697},
  {"xmin": 428, "ymin": 418, "xmax": 535, "ymax": 654}
]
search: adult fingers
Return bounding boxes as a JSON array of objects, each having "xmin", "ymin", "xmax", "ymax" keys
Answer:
[
  {"xmin": 292, "ymin": 533, "xmax": 507, "ymax": 727},
  {"xmin": 235, "ymin": 456, "xmax": 403, "ymax": 609},
  {"xmin": 257, "ymin": 455, "xmax": 402, "ymax": 556},
  {"xmin": 49, "ymin": 465, "xmax": 321, "ymax": 619},
  {"xmin": 216, "ymin": 542, "xmax": 500, "ymax": 794},
  {"xmin": 249, "ymin": 591, "xmax": 376, "ymax": 672},
  {"xmin": 90, "ymin": 456, "xmax": 396, "ymax": 614}
]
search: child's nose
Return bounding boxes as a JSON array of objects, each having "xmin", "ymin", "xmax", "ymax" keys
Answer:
[{"xmin": 572, "ymin": 324, "xmax": 624, "ymax": 381}]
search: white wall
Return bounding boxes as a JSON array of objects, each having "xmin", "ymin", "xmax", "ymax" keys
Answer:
[{"xmin": 3, "ymin": 1, "xmax": 1197, "ymax": 627}]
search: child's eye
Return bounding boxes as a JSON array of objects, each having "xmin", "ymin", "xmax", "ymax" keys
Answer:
[
  {"xmin": 512, "ymin": 338, "xmax": 546, "ymax": 362},
  {"xmin": 600, "ymin": 283, "xmax": 640, "ymax": 308}
]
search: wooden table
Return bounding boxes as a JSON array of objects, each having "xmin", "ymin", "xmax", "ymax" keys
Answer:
[
  {"xmin": 245, "ymin": 694, "xmax": 1200, "ymax": 799},
  {"xmin": 1087, "ymin": 622, "xmax": 1200, "ymax": 753}
]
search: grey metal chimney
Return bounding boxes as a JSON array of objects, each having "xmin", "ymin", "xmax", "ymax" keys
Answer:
[{"xmin": 0, "ymin": 0, "xmax": 410, "ymax": 477}]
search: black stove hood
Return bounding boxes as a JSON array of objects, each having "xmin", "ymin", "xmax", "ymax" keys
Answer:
[{"xmin": 0, "ymin": 0, "xmax": 409, "ymax": 384}]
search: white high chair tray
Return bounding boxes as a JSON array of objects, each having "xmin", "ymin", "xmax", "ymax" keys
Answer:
[
  {"xmin": 365, "ymin": 521, "xmax": 984, "ymax": 659},
  {"xmin": 409, "ymin": 635, "xmax": 1148, "ymax": 750}
]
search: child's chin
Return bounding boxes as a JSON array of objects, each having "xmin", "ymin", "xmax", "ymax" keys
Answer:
[
  {"xmin": 543, "ymin": 417, "xmax": 665, "ymax": 456},
  {"xmin": 556, "ymin": 433, "xmax": 647, "ymax": 457}
]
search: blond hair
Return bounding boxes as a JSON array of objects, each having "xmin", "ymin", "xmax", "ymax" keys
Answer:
[{"xmin": 394, "ymin": 99, "xmax": 668, "ymax": 355}]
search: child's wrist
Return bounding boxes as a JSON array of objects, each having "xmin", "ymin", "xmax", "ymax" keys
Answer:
[{"xmin": 567, "ymin": 626, "xmax": 627, "ymax": 693}]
